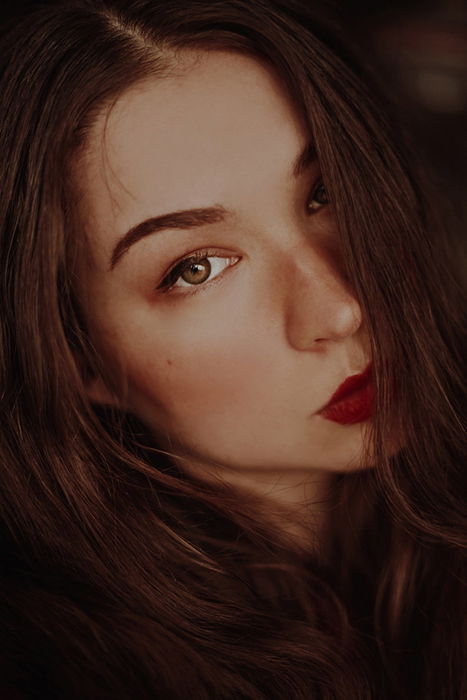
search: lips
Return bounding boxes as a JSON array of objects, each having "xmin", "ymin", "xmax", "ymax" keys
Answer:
[{"xmin": 318, "ymin": 363, "xmax": 374, "ymax": 425}]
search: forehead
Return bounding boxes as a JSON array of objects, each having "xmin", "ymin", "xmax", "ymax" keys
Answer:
[{"xmin": 79, "ymin": 50, "xmax": 308, "ymax": 254}]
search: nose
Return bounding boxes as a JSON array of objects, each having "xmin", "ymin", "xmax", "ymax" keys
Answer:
[{"xmin": 283, "ymin": 243, "xmax": 363, "ymax": 351}]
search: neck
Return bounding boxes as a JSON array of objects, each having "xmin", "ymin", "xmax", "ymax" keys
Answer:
[{"xmin": 178, "ymin": 457, "xmax": 335, "ymax": 550}]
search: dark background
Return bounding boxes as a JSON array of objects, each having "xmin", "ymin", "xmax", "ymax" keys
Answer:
[
  {"xmin": 2, "ymin": 0, "xmax": 466, "ymax": 255},
  {"xmin": 346, "ymin": 0, "xmax": 467, "ymax": 261}
]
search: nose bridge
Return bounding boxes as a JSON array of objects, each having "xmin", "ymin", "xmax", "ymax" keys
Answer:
[{"xmin": 283, "ymin": 240, "xmax": 362, "ymax": 350}]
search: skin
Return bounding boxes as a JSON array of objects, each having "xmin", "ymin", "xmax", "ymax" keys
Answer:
[{"xmin": 76, "ymin": 51, "xmax": 373, "ymax": 529}]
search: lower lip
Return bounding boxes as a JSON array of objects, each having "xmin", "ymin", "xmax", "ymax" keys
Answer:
[{"xmin": 318, "ymin": 381, "xmax": 374, "ymax": 425}]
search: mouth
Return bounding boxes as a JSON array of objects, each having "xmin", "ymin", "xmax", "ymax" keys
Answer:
[{"xmin": 318, "ymin": 363, "xmax": 374, "ymax": 425}]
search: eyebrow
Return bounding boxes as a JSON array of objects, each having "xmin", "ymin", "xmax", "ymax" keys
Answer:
[
  {"xmin": 110, "ymin": 207, "xmax": 227, "ymax": 270},
  {"xmin": 109, "ymin": 140, "xmax": 317, "ymax": 270}
]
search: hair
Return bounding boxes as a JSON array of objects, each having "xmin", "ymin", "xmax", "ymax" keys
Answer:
[{"xmin": 0, "ymin": 0, "xmax": 465, "ymax": 698}]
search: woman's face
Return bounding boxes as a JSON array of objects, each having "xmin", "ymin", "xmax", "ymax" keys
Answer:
[{"xmin": 77, "ymin": 50, "xmax": 372, "ymax": 474}]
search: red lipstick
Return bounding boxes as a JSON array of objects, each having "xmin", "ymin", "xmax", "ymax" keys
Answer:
[{"xmin": 318, "ymin": 364, "xmax": 373, "ymax": 425}]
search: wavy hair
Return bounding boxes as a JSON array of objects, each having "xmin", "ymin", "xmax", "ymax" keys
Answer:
[{"xmin": 0, "ymin": 1, "xmax": 465, "ymax": 698}]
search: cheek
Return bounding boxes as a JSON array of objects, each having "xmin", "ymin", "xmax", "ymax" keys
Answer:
[{"xmin": 121, "ymin": 301, "xmax": 277, "ymax": 433}]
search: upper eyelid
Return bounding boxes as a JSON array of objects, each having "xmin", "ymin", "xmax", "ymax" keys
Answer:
[
  {"xmin": 310, "ymin": 174, "xmax": 324, "ymax": 193},
  {"xmin": 306, "ymin": 177, "xmax": 327, "ymax": 204},
  {"xmin": 166, "ymin": 248, "xmax": 229, "ymax": 273},
  {"xmin": 170, "ymin": 252, "xmax": 203, "ymax": 274}
]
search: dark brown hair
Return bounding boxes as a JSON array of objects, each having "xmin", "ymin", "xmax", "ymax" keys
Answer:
[{"xmin": 0, "ymin": 1, "xmax": 465, "ymax": 698}]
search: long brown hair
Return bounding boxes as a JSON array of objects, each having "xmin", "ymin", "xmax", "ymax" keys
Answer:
[{"xmin": 0, "ymin": 1, "xmax": 465, "ymax": 698}]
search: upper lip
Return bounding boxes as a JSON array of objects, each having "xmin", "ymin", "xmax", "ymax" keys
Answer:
[{"xmin": 321, "ymin": 363, "xmax": 373, "ymax": 409}]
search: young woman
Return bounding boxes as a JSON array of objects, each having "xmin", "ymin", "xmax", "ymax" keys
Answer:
[{"xmin": 0, "ymin": 1, "xmax": 465, "ymax": 698}]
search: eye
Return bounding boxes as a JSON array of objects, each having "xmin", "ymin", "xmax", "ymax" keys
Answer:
[
  {"xmin": 157, "ymin": 250, "xmax": 240, "ymax": 292},
  {"xmin": 307, "ymin": 179, "xmax": 329, "ymax": 212}
]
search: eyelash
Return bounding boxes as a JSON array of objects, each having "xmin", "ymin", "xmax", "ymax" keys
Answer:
[{"xmin": 157, "ymin": 178, "xmax": 328, "ymax": 293}]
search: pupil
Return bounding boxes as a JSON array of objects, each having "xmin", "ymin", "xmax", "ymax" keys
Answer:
[{"xmin": 182, "ymin": 258, "xmax": 211, "ymax": 285}]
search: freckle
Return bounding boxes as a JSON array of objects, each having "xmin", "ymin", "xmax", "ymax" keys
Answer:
[{"xmin": 167, "ymin": 359, "xmax": 173, "ymax": 367}]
